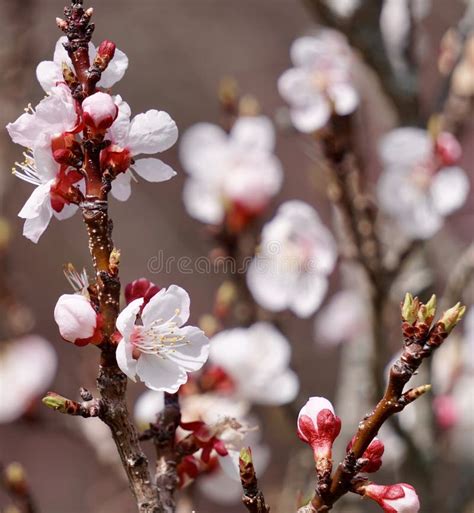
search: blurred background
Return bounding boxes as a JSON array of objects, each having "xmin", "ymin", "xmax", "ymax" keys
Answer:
[{"xmin": 0, "ymin": 1, "xmax": 472, "ymax": 512}]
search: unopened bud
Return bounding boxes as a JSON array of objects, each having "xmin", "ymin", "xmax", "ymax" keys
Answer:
[
  {"xmin": 85, "ymin": 7, "xmax": 94, "ymax": 17},
  {"xmin": 347, "ymin": 437, "xmax": 384, "ymax": 473},
  {"xmin": 417, "ymin": 294, "xmax": 437, "ymax": 325},
  {"xmin": 401, "ymin": 293, "xmax": 419, "ymax": 324},
  {"xmin": 438, "ymin": 302, "xmax": 466, "ymax": 334},
  {"xmin": 297, "ymin": 397, "xmax": 341, "ymax": 462},
  {"xmin": 125, "ymin": 278, "xmax": 160, "ymax": 306},
  {"xmin": 97, "ymin": 40, "xmax": 116, "ymax": 61},
  {"xmin": 54, "ymin": 293, "xmax": 100, "ymax": 346},
  {"xmin": 56, "ymin": 17, "xmax": 68, "ymax": 30},
  {"xmin": 82, "ymin": 92, "xmax": 118, "ymax": 131},
  {"xmin": 361, "ymin": 483, "xmax": 420, "ymax": 513},
  {"xmin": 42, "ymin": 392, "xmax": 70, "ymax": 413}
]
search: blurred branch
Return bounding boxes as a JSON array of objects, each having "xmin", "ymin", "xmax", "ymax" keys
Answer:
[
  {"xmin": 441, "ymin": 242, "xmax": 474, "ymax": 308},
  {"xmin": 1, "ymin": 462, "xmax": 38, "ymax": 513},
  {"xmin": 302, "ymin": 0, "xmax": 419, "ymax": 123}
]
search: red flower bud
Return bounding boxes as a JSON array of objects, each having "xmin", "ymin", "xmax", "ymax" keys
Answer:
[
  {"xmin": 347, "ymin": 436, "xmax": 384, "ymax": 473},
  {"xmin": 297, "ymin": 397, "xmax": 341, "ymax": 460},
  {"xmin": 125, "ymin": 278, "xmax": 160, "ymax": 306},
  {"xmin": 82, "ymin": 92, "xmax": 118, "ymax": 131},
  {"xmin": 97, "ymin": 40, "xmax": 116, "ymax": 61},
  {"xmin": 362, "ymin": 483, "xmax": 420, "ymax": 513}
]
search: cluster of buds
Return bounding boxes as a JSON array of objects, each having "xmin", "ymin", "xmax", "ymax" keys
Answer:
[{"xmin": 401, "ymin": 293, "xmax": 466, "ymax": 349}]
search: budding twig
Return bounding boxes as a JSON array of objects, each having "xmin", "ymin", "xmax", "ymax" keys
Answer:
[
  {"xmin": 42, "ymin": 391, "xmax": 100, "ymax": 417},
  {"xmin": 239, "ymin": 448, "xmax": 271, "ymax": 513},
  {"xmin": 297, "ymin": 295, "xmax": 465, "ymax": 512},
  {"xmin": 45, "ymin": 3, "xmax": 160, "ymax": 512}
]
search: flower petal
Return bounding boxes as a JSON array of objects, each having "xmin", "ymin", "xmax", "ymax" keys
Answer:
[
  {"xmin": 165, "ymin": 325, "xmax": 209, "ymax": 372},
  {"xmin": 290, "ymin": 100, "xmax": 331, "ymax": 133},
  {"xmin": 53, "ymin": 202, "xmax": 79, "ymax": 221},
  {"xmin": 378, "ymin": 127, "xmax": 431, "ymax": 167},
  {"xmin": 127, "ymin": 110, "xmax": 178, "ymax": 155},
  {"xmin": 230, "ymin": 116, "xmax": 275, "ymax": 152},
  {"xmin": 246, "ymin": 258, "xmax": 297, "ymax": 312},
  {"xmin": 108, "ymin": 95, "xmax": 132, "ymax": 146},
  {"xmin": 36, "ymin": 60, "xmax": 63, "ymax": 93},
  {"xmin": 133, "ymin": 158, "xmax": 177, "ymax": 183},
  {"xmin": 431, "ymin": 166, "xmax": 470, "ymax": 215},
  {"xmin": 290, "ymin": 274, "xmax": 328, "ymax": 318},
  {"xmin": 182, "ymin": 178, "xmax": 224, "ymax": 225},
  {"xmin": 53, "ymin": 37, "xmax": 71, "ymax": 66},
  {"xmin": 98, "ymin": 48, "xmax": 129, "ymax": 88},
  {"xmin": 179, "ymin": 122, "xmax": 227, "ymax": 177},
  {"xmin": 21, "ymin": 206, "xmax": 53, "ymax": 243},
  {"xmin": 328, "ymin": 83, "xmax": 359, "ymax": 115},
  {"xmin": 6, "ymin": 112, "xmax": 44, "ymax": 148},
  {"xmin": 18, "ymin": 183, "xmax": 52, "ymax": 219},
  {"xmin": 278, "ymin": 67, "xmax": 316, "ymax": 106},
  {"xmin": 134, "ymin": 390, "xmax": 165, "ymax": 427},
  {"xmin": 248, "ymin": 370, "xmax": 299, "ymax": 405},
  {"xmin": 136, "ymin": 354, "xmax": 187, "ymax": 393},
  {"xmin": 142, "ymin": 285, "xmax": 190, "ymax": 328},
  {"xmin": 111, "ymin": 171, "xmax": 132, "ymax": 201},
  {"xmin": 116, "ymin": 298, "xmax": 144, "ymax": 339},
  {"xmin": 116, "ymin": 338, "xmax": 137, "ymax": 382}
]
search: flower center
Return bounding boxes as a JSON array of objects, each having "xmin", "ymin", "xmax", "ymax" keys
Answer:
[{"xmin": 131, "ymin": 321, "xmax": 190, "ymax": 358}]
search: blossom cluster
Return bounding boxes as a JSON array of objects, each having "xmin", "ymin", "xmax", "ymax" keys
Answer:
[{"xmin": 7, "ymin": 36, "xmax": 178, "ymax": 242}]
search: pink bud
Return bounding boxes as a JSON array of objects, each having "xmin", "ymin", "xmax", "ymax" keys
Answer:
[
  {"xmin": 97, "ymin": 40, "xmax": 116, "ymax": 61},
  {"xmin": 363, "ymin": 483, "xmax": 420, "ymax": 513},
  {"xmin": 125, "ymin": 278, "xmax": 160, "ymax": 306},
  {"xmin": 435, "ymin": 132, "xmax": 462, "ymax": 166},
  {"xmin": 347, "ymin": 436, "xmax": 384, "ymax": 473},
  {"xmin": 82, "ymin": 92, "xmax": 118, "ymax": 131},
  {"xmin": 297, "ymin": 397, "xmax": 341, "ymax": 460},
  {"xmin": 54, "ymin": 294, "xmax": 99, "ymax": 346}
]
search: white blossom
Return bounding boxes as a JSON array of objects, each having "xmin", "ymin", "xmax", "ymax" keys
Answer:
[
  {"xmin": 105, "ymin": 97, "xmax": 178, "ymax": 201},
  {"xmin": 209, "ymin": 322, "xmax": 299, "ymax": 405},
  {"xmin": 116, "ymin": 285, "xmax": 209, "ymax": 393},
  {"xmin": 6, "ymin": 85, "xmax": 81, "ymax": 242},
  {"xmin": 377, "ymin": 127, "xmax": 469, "ymax": 239},
  {"xmin": 180, "ymin": 116, "xmax": 283, "ymax": 224},
  {"xmin": 247, "ymin": 200, "xmax": 337, "ymax": 318},
  {"xmin": 278, "ymin": 30, "xmax": 358, "ymax": 133}
]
